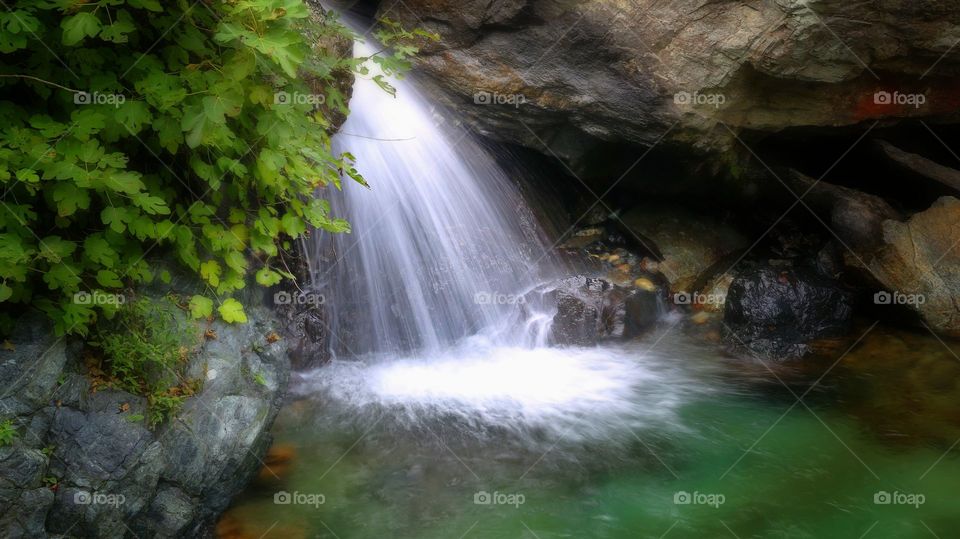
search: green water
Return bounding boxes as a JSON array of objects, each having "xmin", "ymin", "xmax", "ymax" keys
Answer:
[{"xmin": 224, "ymin": 326, "xmax": 960, "ymax": 539}]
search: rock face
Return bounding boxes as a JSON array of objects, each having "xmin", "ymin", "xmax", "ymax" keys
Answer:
[
  {"xmin": 724, "ymin": 265, "xmax": 854, "ymax": 359},
  {"xmin": 541, "ymin": 276, "xmax": 661, "ymax": 345},
  {"xmin": 867, "ymin": 196, "xmax": 960, "ymax": 337},
  {"xmin": 0, "ymin": 297, "xmax": 290, "ymax": 537},
  {"xmin": 381, "ymin": 0, "xmax": 960, "ymax": 166},
  {"xmin": 618, "ymin": 205, "xmax": 747, "ymax": 294}
]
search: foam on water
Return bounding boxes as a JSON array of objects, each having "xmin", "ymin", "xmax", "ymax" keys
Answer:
[{"xmin": 294, "ymin": 336, "xmax": 715, "ymax": 444}]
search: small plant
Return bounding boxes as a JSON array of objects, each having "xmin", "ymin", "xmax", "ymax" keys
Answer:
[
  {"xmin": 253, "ymin": 372, "xmax": 268, "ymax": 387},
  {"xmin": 0, "ymin": 419, "xmax": 17, "ymax": 447},
  {"xmin": 89, "ymin": 297, "xmax": 200, "ymax": 427},
  {"xmin": 146, "ymin": 393, "xmax": 186, "ymax": 428}
]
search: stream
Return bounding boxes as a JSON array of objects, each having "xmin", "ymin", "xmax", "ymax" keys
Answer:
[{"xmin": 222, "ymin": 30, "xmax": 960, "ymax": 539}]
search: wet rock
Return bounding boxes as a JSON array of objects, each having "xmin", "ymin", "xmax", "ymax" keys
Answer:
[
  {"xmin": 278, "ymin": 294, "xmax": 330, "ymax": 370},
  {"xmin": 543, "ymin": 276, "xmax": 661, "ymax": 345},
  {"xmin": 724, "ymin": 265, "xmax": 854, "ymax": 360},
  {"xmin": 866, "ymin": 196, "xmax": 960, "ymax": 337},
  {"xmin": 698, "ymin": 271, "xmax": 736, "ymax": 314},
  {"xmin": 618, "ymin": 205, "xmax": 747, "ymax": 294}
]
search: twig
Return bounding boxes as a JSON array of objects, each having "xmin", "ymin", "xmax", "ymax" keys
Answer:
[{"xmin": 0, "ymin": 74, "xmax": 82, "ymax": 93}]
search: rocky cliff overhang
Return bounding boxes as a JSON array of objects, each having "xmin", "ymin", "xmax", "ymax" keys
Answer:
[{"xmin": 379, "ymin": 0, "xmax": 960, "ymax": 167}]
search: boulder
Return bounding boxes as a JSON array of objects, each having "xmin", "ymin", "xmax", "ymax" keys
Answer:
[
  {"xmin": 541, "ymin": 276, "xmax": 661, "ymax": 345},
  {"xmin": 866, "ymin": 196, "xmax": 960, "ymax": 337},
  {"xmin": 724, "ymin": 265, "xmax": 854, "ymax": 360},
  {"xmin": 0, "ymin": 288, "xmax": 292, "ymax": 538},
  {"xmin": 618, "ymin": 205, "xmax": 747, "ymax": 294}
]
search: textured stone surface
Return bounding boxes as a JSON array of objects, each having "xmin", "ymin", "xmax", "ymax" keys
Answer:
[
  {"xmin": 867, "ymin": 196, "xmax": 960, "ymax": 337},
  {"xmin": 537, "ymin": 275, "xmax": 661, "ymax": 345},
  {"xmin": 618, "ymin": 204, "xmax": 748, "ymax": 294},
  {"xmin": 724, "ymin": 264, "xmax": 854, "ymax": 359},
  {"xmin": 0, "ymin": 297, "xmax": 291, "ymax": 538},
  {"xmin": 380, "ymin": 0, "xmax": 960, "ymax": 166}
]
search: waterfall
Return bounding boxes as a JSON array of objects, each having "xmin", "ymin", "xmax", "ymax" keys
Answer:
[{"xmin": 308, "ymin": 38, "xmax": 557, "ymax": 358}]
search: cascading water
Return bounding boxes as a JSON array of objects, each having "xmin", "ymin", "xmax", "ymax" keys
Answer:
[
  {"xmin": 309, "ymin": 39, "xmax": 556, "ymax": 358},
  {"xmin": 299, "ymin": 30, "xmax": 686, "ymax": 444}
]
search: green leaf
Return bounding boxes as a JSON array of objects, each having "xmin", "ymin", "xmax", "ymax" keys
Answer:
[
  {"xmin": 128, "ymin": 0, "xmax": 164, "ymax": 11},
  {"xmin": 15, "ymin": 169, "xmax": 39, "ymax": 183},
  {"xmin": 61, "ymin": 12, "xmax": 101, "ymax": 46},
  {"xmin": 255, "ymin": 267, "xmax": 283, "ymax": 286},
  {"xmin": 199, "ymin": 260, "xmax": 221, "ymax": 287},
  {"xmin": 84, "ymin": 235, "xmax": 118, "ymax": 267},
  {"xmin": 0, "ymin": 283, "xmax": 12, "ymax": 302},
  {"xmin": 188, "ymin": 295, "xmax": 213, "ymax": 319},
  {"xmin": 101, "ymin": 206, "xmax": 129, "ymax": 233},
  {"xmin": 131, "ymin": 192, "xmax": 170, "ymax": 215},
  {"xmin": 218, "ymin": 298, "xmax": 247, "ymax": 324},
  {"xmin": 96, "ymin": 269, "xmax": 122, "ymax": 288},
  {"xmin": 52, "ymin": 183, "xmax": 91, "ymax": 217},
  {"xmin": 103, "ymin": 170, "xmax": 145, "ymax": 194},
  {"xmin": 115, "ymin": 101, "xmax": 152, "ymax": 134},
  {"xmin": 38, "ymin": 236, "xmax": 76, "ymax": 263},
  {"xmin": 99, "ymin": 12, "xmax": 136, "ymax": 43},
  {"xmin": 280, "ymin": 213, "xmax": 306, "ymax": 237}
]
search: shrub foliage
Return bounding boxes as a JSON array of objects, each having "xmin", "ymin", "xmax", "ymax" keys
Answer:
[{"xmin": 0, "ymin": 0, "xmax": 425, "ymax": 335}]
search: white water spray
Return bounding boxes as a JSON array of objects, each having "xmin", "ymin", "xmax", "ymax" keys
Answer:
[{"xmin": 309, "ymin": 38, "xmax": 555, "ymax": 357}]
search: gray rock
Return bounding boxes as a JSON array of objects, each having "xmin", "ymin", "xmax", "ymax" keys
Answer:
[
  {"xmin": 0, "ymin": 487, "xmax": 54, "ymax": 538},
  {"xmin": 0, "ymin": 447, "xmax": 47, "ymax": 489},
  {"xmin": 0, "ymin": 313, "xmax": 67, "ymax": 416},
  {"xmin": 0, "ymin": 290, "xmax": 292, "ymax": 538},
  {"xmin": 381, "ymin": 0, "xmax": 960, "ymax": 168}
]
